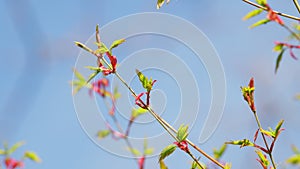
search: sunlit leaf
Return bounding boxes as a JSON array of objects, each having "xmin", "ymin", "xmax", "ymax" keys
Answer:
[
  {"xmin": 132, "ymin": 107, "xmax": 148, "ymax": 118},
  {"xmin": 255, "ymin": 150, "xmax": 269, "ymax": 167},
  {"xmin": 159, "ymin": 160, "xmax": 168, "ymax": 169},
  {"xmin": 213, "ymin": 144, "xmax": 227, "ymax": 160},
  {"xmin": 24, "ymin": 151, "xmax": 42, "ymax": 163},
  {"xmin": 72, "ymin": 85, "xmax": 85, "ymax": 95},
  {"xmin": 249, "ymin": 19, "xmax": 270, "ymax": 29},
  {"xmin": 73, "ymin": 68, "xmax": 85, "ymax": 82},
  {"xmin": 113, "ymin": 86, "xmax": 121, "ymax": 99},
  {"xmin": 74, "ymin": 41, "xmax": 93, "ymax": 53},
  {"xmin": 292, "ymin": 145, "xmax": 300, "ymax": 154},
  {"xmin": 97, "ymin": 130, "xmax": 111, "ymax": 139},
  {"xmin": 256, "ymin": 0, "xmax": 267, "ymax": 6},
  {"xmin": 191, "ymin": 160, "xmax": 198, "ymax": 169},
  {"xmin": 159, "ymin": 144, "xmax": 177, "ymax": 162},
  {"xmin": 85, "ymin": 66, "xmax": 101, "ymax": 71},
  {"xmin": 109, "ymin": 39, "xmax": 125, "ymax": 51},
  {"xmin": 72, "ymin": 68, "xmax": 87, "ymax": 94},
  {"xmin": 273, "ymin": 44, "xmax": 284, "ymax": 52},
  {"xmin": 224, "ymin": 163, "xmax": 232, "ymax": 169},
  {"xmin": 261, "ymin": 128, "xmax": 275, "ymax": 138},
  {"xmin": 243, "ymin": 9, "xmax": 263, "ymax": 20},
  {"xmin": 177, "ymin": 124, "xmax": 189, "ymax": 142},
  {"xmin": 157, "ymin": 0, "xmax": 165, "ymax": 9},
  {"xmin": 190, "ymin": 160, "xmax": 206, "ymax": 169},
  {"xmin": 7, "ymin": 141, "xmax": 25, "ymax": 155},
  {"xmin": 274, "ymin": 120, "xmax": 284, "ymax": 137},
  {"xmin": 127, "ymin": 147, "xmax": 141, "ymax": 156},
  {"xmin": 287, "ymin": 154, "xmax": 300, "ymax": 165},
  {"xmin": 275, "ymin": 49, "xmax": 285, "ymax": 74},
  {"xmin": 95, "ymin": 42, "xmax": 109, "ymax": 54},
  {"xmin": 86, "ymin": 71, "xmax": 100, "ymax": 84},
  {"xmin": 144, "ymin": 148, "xmax": 154, "ymax": 155},
  {"xmin": 225, "ymin": 139, "xmax": 254, "ymax": 148},
  {"xmin": 136, "ymin": 69, "xmax": 149, "ymax": 89},
  {"xmin": 0, "ymin": 149, "xmax": 5, "ymax": 155}
]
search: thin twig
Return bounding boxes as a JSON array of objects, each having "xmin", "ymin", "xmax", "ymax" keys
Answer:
[
  {"xmin": 243, "ymin": 0, "xmax": 300, "ymax": 21},
  {"xmin": 293, "ymin": 0, "xmax": 300, "ymax": 14},
  {"xmin": 187, "ymin": 151, "xmax": 204, "ymax": 169},
  {"xmin": 146, "ymin": 107, "xmax": 225, "ymax": 168},
  {"xmin": 282, "ymin": 24, "xmax": 300, "ymax": 41},
  {"xmin": 253, "ymin": 111, "xmax": 277, "ymax": 169},
  {"xmin": 78, "ymin": 28, "xmax": 226, "ymax": 169},
  {"xmin": 114, "ymin": 67, "xmax": 225, "ymax": 168},
  {"xmin": 97, "ymin": 46, "xmax": 225, "ymax": 168},
  {"xmin": 102, "ymin": 97, "xmax": 139, "ymax": 163}
]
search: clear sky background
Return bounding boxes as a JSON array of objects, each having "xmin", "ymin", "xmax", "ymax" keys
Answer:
[{"xmin": 0, "ymin": 0, "xmax": 300, "ymax": 169}]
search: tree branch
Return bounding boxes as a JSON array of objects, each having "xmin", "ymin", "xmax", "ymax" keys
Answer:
[
  {"xmin": 243, "ymin": 0, "xmax": 300, "ymax": 21},
  {"xmin": 293, "ymin": 0, "xmax": 300, "ymax": 14}
]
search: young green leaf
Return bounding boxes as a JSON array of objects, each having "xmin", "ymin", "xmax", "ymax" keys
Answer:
[
  {"xmin": 292, "ymin": 145, "xmax": 300, "ymax": 154},
  {"xmin": 127, "ymin": 147, "xmax": 141, "ymax": 156},
  {"xmin": 144, "ymin": 148, "xmax": 154, "ymax": 155},
  {"xmin": 73, "ymin": 68, "xmax": 85, "ymax": 82},
  {"xmin": 85, "ymin": 66, "xmax": 101, "ymax": 71},
  {"xmin": 275, "ymin": 49, "xmax": 285, "ymax": 74},
  {"xmin": 109, "ymin": 39, "xmax": 125, "ymax": 51},
  {"xmin": 0, "ymin": 149, "xmax": 5, "ymax": 155},
  {"xmin": 24, "ymin": 151, "xmax": 42, "ymax": 163},
  {"xmin": 191, "ymin": 161, "xmax": 206, "ymax": 169},
  {"xmin": 274, "ymin": 120, "xmax": 284, "ymax": 137},
  {"xmin": 113, "ymin": 86, "xmax": 121, "ymax": 99},
  {"xmin": 224, "ymin": 163, "xmax": 232, "ymax": 169},
  {"xmin": 142, "ymin": 138, "xmax": 154, "ymax": 155},
  {"xmin": 287, "ymin": 154, "xmax": 300, "ymax": 165},
  {"xmin": 7, "ymin": 141, "xmax": 25, "ymax": 155},
  {"xmin": 249, "ymin": 19, "xmax": 270, "ymax": 29},
  {"xmin": 273, "ymin": 44, "xmax": 284, "ymax": 52},
  {"xmin": 95, "ymin": 42, "xmax": 109, "ymax": 54},
  {"xmin": 74, "ymin": 41, "xmax": 93, "ymax": 53},
  {"xmin": 136, "ymin": 69, "xmax": 155, "ymax": 91},
  {"xmin": 132, "ymin": 107, "xmax": 148, "ymax": 118},
  {"xmin": 225, "ymin": 139, "xmax": 254, "ymax": 148},
  {"xmin": 256, "ymin": 0, "xmax": 267, "ymax": 6},
  {"xmin": 97, "ymin": 130, "xmax": 111, "ymax": 139},
  {"xmin": 243, "ymin": 9, "xmax": 263, "ymax": 20},
  {"xmin": 177, "ymin": 124, "xmax": 189, "ymax": 142},
  {"xmin": 159, "ymin": 160, "xmax": 168, "ymax": 169},
  {"xmin": 157, "ymin": 0, "xmax": 165, "ymax": 9},
  {"xmin": 261, "ymin": 128, "xmax": 275, "ymax": 138},
  {"xmin": 72, "ymin": 68, "xmax": 87, "ymax": 94},
  {"xmin": 86, "ymin": 71, "xmax": 100, "ymax": 84},
  {"xmin": 191, "ymin": 160, "xmax": 198, "ymax": 169},
  {"xmin": 255, "ymin": 150, "xmax": 269, "ymax": 167},
  {"xmin": 213, "ymin": 144, "xmax": 227, "ymax": 160},
  {"xmin": 136, "ymin": 69, "xmax": 149, "ymax": 89},
  {"xmin": 159, "ymin": 144, "xmax": 177, "ymax": 162}
]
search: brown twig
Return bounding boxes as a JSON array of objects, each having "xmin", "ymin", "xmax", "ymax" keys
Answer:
[
  {"xmin": 253, "ymin": 111, "xmax": 277, "ymax": 169},
  {"xmin": 76, "ymin": 27, "xmax": 226, "ymax": 169},
  {"xmin": 293, "ymin": 0, "xmax": 300, "ymax": 14},
  {"xmin": 243, "ymin": 0, "xmax": 300, "ymax": 21}
]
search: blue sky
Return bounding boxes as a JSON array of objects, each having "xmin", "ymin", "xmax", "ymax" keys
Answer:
[{"xmin": 0, "ymin": 0, "xmax": 300, "ymax": 169}]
